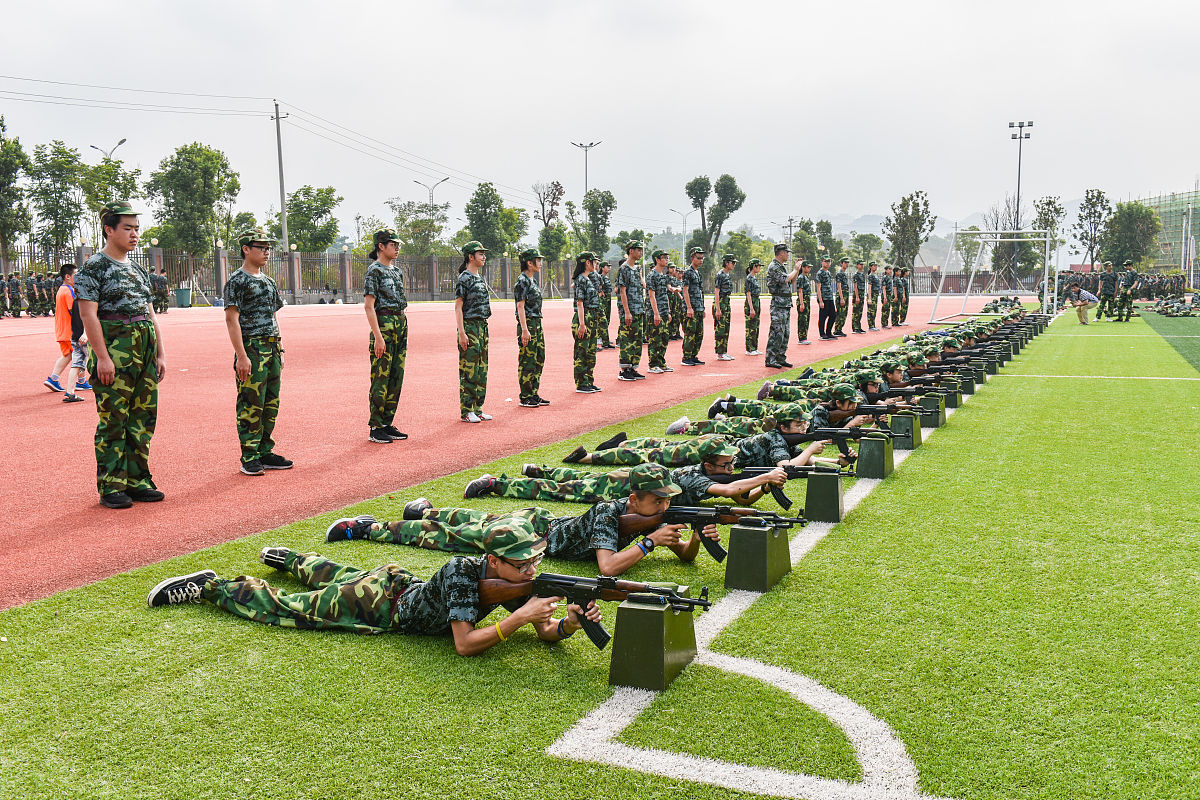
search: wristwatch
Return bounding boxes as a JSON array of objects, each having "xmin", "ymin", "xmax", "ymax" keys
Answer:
[{"xmin": 641, "ymin": 537, "xmax": 656, "ymax": 553}]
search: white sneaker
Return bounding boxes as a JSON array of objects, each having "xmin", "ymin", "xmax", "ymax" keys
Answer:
[
  {"xmin": 717, "ymin": 354, "xmax": 735, "ymax": 361},
  {"xmin": 665, "ymin": 416, "xmax": 690, "ymax": 435},
  {"xmin": 478, "ymin": 412, "xmax": 493, "ymax": 420},
  {"xmin": 746, "ymin": 350, "xmax": 761, "ymax": 356},
  {"xmin": 461, "ymin": 412, "xmax": 482, "ymax": 423},
  {"xmin": 662, "ymin": 366, "xmax": 675, "ymax": 372},
  {"xmin": 647, "ymin": 366, "xmax": 665, "ymax": 374}
]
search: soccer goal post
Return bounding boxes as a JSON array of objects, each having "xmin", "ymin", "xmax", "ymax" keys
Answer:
[{"xmin": 929, "ymin": 228, "xmax": 1053, "ymax": 323}]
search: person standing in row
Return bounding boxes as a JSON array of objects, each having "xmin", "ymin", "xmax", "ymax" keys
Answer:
[
  {"xmin": 667, "ymin": 263, "xmax": 685, "ymax": 341},
  {"xmin": 1114, "ymin": 260, "xmax": 1139, "ymax": 322},
  {"xmin": 893, "ymin": 267, "xmax": 909, "ymax": 326},
  {"xmin": 363, "ymin": 228, "xmax": 409, "ymax": 442},
  {"xmin": 712, "ymin": 254, "xmax": 735, "ymax": 361},
  {"xmin": 616, "ymin": 240, "xmax": 647, "ymax": 381},
  {"xmin": 76, "ymin": 201, "xmax": 165, "ymax": 510},
  {"xmin": 681, "ymin": 247, "xmax": 706, "ymax": 366},
  {"xmin": 8, "ymin": 273, "xmax": 22, "ymax": 316},
  {"xmin": 866, "ymin": 262, "xmax": 881, "ymax": 330},
  {"xmin": 851, "ymin": 260, "xmax": 867, "ymax": 333},
  {"xmin": 596, "ymin": 261, "xmax": 615, "ymax": 349},
  {"xmin": 224, "ymin": 227, "xmax": 292, "ymax": 475},
  {"xmin": 795, "ymin": 259, "xmax": 812, "ymax": 345},
  {"xmin": 764, "ymin": 243, "xmax": 797, "ymax": 368},
  {"xmin": 1095, "ymin": 261, "xmax": 1117, "ymax": 320},
  {"xmin": 879, "ymin": 266, "xmax": 893, "ymax": 329},
  {"xmin": 572, "ymin": 251, "xmax": 601, "ymax": 393},
  {"xmin": 455, "ymin": 241, "xmax": 492, "ymax": 423},
  {"xmin": 744, "ymin": 258, "xmax": 762, "ymax": 355},
  {"xmin": 833, "ymin": 257, "xmax": 851, "ymax": 336},
  {"xmin": 816, "ymin": 257, "xmax": 837, "ymax": 340},
  {"xmin": 514, "ymin": 247, "xmax": 548, "ymax": 408},
  {"xmin": 645, "ymin": 248, "xmax": 673, "ymax": 374}
]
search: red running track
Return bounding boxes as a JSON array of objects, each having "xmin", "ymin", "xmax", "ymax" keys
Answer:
[{"xmin": 0, "ymin": 295, "xmax": 991, "ymax": 608}]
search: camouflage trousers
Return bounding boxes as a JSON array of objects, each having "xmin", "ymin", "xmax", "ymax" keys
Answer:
[
  {"xmin": 617, "ymin": 312, "xmax": 645, "ymax": 369},
  {"xmin": 598, "ymin": 297, "xmax": 613, "ymax": 346},
  {"xmin": 365, "ymin": 507, "xmax": 556, "ymax": 549},
  {"xmin": 899, "ymin": 294, "xmax": 910, "ymax": 323},
  {"xmin": 495, "ymin": 467, "xmax": 632, "ymax": 503},
  {"xmin": 745, "ymin": 302, "xmax": 760, "ymax": 352},
  {"xmin": 795, "ymin": 301, "xmax": 810, "ymax": 343},
  {"xmin": 879, "ymin": 296, "xmax": 892, "ymax": 326},
  {"xmin": 458, "ymin": 318, "xmax": 489, "ymax": 415},
  {"xmin": 9, "ymin": 294, "xmax": 20, "ymax": 316},
  {"xmin": 764, "ymin": 384, "xmax": 819, "ymax": 402},
  {"xmin": 713, "ymin": 305, "xmax": 731, "ymax": 355},
  {"xmin": 236, "ymin": 337, "xmax": 283, "ymax": 464},
  {"xmin": 586, "ymin": 434, "xmax": 724, "ymax": 466},
  {"xmin": 0, "ymin": 293, "xmax": 7, "ymax": 316},
  {"xmin": 724, "ymin": 399, "xmax": 780, "ymax": 419},
  {"xmin": 890, "ymin": 295, "xmax": 902, "ymax": 325},
  {"xmin": 851, "ymin": 295, "xmax": 864, "ymax": 331},
  {"xmin": 573, "ymin": 309, "xmax": 598, "ymax": 388},
  {"xmin": 203, "ymin": 549, "xmax": 415, "ymax": 633},
  {"xmin": 518, "ymin": 318, "xmax": 545, "ymax": 401},
  {"xmin": 765, "ymin": 305, "xmax": 790, "ymax": 364},
  {"xmin": 669, "ymin": 294, "xmax": 684, "ymax": 338},
  {"xmin": 867, "ymin": 294, "xmax": 879, "ymax": 328},
  {"xmin": 682, "ymin": 416, "xmax": 775, "ymax": 437},
  {"xmin": 1095, "ymin": 294, "xmax": 1115, "ymax": 319},
  {"xmin": 369, "ymin": 314, "xmax": 407, "ymax": 428},
  {"xmin": 89, "ymin": 320, "xmax": 158, "ymax": 495},
  {"xmin": 1115, "ymin": 293, "xmax": 1133, "ymax": 320},
  {"xmin": 681, "ymin": 311, "xmax": 705, "ymax": 361},
  {"xmin": 834, "ymin": 297, "xmax": 848, "ymax": 333},
  {"xmin": 647, "ymin": 313, "xmax": 671, "ymax": 368}
]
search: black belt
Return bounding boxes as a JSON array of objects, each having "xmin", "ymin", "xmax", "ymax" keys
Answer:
[
  {"xmin": 246, "ymin": 335, "xmax": 281, "ymax": 343},
  {"xmin": 99, "ymin": 313, "xmax": 149, "ymax": 324},
  {"xmin": 376, "ymin": 309, "xmax": 406, "ymax": 316}
]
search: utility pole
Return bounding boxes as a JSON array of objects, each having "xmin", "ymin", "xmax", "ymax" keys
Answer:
[
  {"xmin": 1009, "ymin": 120, "xmax": 1032, "ymax": 283},
  {"xmin": 273, "ymin": 100, "xmax": 290, "ymax": 252}
]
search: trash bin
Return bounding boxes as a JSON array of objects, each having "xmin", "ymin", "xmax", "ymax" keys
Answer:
[{"xmin": 175, "ymin": 287, "xmax": 192, "ymax": 308}]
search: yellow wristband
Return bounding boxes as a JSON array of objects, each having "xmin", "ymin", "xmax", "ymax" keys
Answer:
[{"xmin": 494, "ymin": 622, "xmax": 508, "ymax": 642}]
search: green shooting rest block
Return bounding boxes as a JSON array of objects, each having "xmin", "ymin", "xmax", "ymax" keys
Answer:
[
  {"xmin": 804, "ymin": 470, "xmax": 844, "ymax": 522},
  {"xmin": 917, "ymin": 395, "xmax": 946, "ymax": 428},
  {"xmin": 855, "ymin": 434, "xmax": 894, "ymax": 479},
  {"xmin": 889, "ymin": 412, "xmax": 922, "ymax": 450},
  {"xmin": 724, "ymin": 523, "xmax": 792, "ymax": 592},
  {"xmin": 608, "ymin": 587, "xmax": 698, "ymax": 691}
]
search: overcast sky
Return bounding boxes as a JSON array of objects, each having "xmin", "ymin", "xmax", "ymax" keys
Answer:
[{"xmin": 3, "ymin": 0, "xmax": 1197, "ymax": 242}]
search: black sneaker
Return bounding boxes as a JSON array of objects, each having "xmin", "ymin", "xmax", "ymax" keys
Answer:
[
  {"xmin": 535, "ymin": 395, "xmax": 551, "ymax": 406},
  {"xmin": 258, "ymin": 547, "xmax": 290, "ymax": 570},
  {"xmin": 241, "ymin": 459, "xmax": 266, "ymax": 476},
  {"xmin": 587, "ymin": 384, "xmax": 603, "ymax": 392},
  {"xmin": 781, "ymin": 361, "xmax": 793, "ymax": 368},
  {"xmin": 563, "ymin": 445, "xmax": 587, "ymax": 464},
  {"xmin": 630, "ymin": 370, "xmax": 647, "ymax": 380},
  {"xmin": 464, "ymin": 475, "xmax": 498, "ymax": 498},
  {"xmin": 260, "ymin": 453, "xmax": 294, "ymax": 470},
  {"xmin": 383, "ymin": 425, "xmax": 408, "ymax": 440},
  {"xmin": 692, "ymin": 359, "xmax": 706, "ymax": 365},
  {"xmin": 100, "ymin": 491, "xmax": 133, "ymax": 509},
  {"xmin": 521, "ymin": 463, "xmax": 544, "ymax": 478},
  {"xmin": 596, "ymin": 432, "xmax": 627, "ymax": 450},
  {"xmin": 147, "ymin": 570, "xmax": 216, "ymax": 607},
  {"xmin": 325, "ymin": 514, "xmax": 377, "ymax": 542},
  {"xmin": 403, "ymin": 497, "xmax": 433, "ymax": 520},
  {"xmin": 369, "ymin": 428, "xmax": 393, "ymax": 443},
  {"xmin": 707, "ymin": 398, "xmax": 727, "ymax": 419},
  {"xmin": 617, "ymin": 369, "xmax": 637, "ymax": 381},
  {"xmin": 576, "ymin": 386, "xmax": 596, "ymax": 393},
  {"xmin": 128, "ymin": 487, "xmax": 165, "ymax": 502},
  {"xmin": 681, "ymin": 359, "xmax": 698, "ymax": 366},
  {"xmin": 519, "ymin": 397, "xmax": 540, "ymax": 408}
]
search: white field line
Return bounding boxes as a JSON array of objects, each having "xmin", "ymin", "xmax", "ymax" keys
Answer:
[
  {"xmin": 1045, "ymin": 334, "xmax": 1199, "ymax": 337},
  {"xmin": 999, "ymin": 374, "xmax": 1200, "ymax": 381},
  {"xmin": 548, "ymin": 396, "xmax": 969, "ymax": 798}
]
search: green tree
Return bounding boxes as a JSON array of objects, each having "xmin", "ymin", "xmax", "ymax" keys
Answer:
[
  {"xmin": 465, "ymin": 182, "xmax": 506, "ymax": 255},
  {"xmin": 562, "ymin": 201, "xmax": 589, "ymax": 255},
  {"xmin": 582, "ymin": 189, "xmax": 616, "ymax": 256},
  {"xmin": 685, "ymin": 174, "xmax": 746, "ymax": 266},
  {"xmin": 849, "ymin": 231, "xmax": 883, "ymax": 263},
  {"xmin": 532, "ymin": 180, "xmax": 565, "ymax": 228},
  {"xmin": 231, "ymin": 211, "xmax": 258, "ymax": 233},
  {"xmin": 538, "ymin": 221, "xmax": 569, "ymax": 262},
  {"xmin": 722, "ymin": 230, "xmax": 754, "ymax": 267},
  {"xmin": 499, "ymin": 206, "xmax": 530, "ymax": 257},
  {"xmin": 815, "ymin": 220, "xmax": 845, "ymax": 263},
  {"xmin": 0, "ymin": 117, "xmax": 31, "ymax": 264},
  {"xmin": 28, "ymin": 140, "xmax": 86, "ymax": 250},
  {"xmin": 882, "ymin": 191, "xmax": 936, "ymax": 269},
  {"xmin": 1032, "ymin": 195, "xmax": 1067, "ymax": 255},
  {"xmin": 387, "ymin": 197, "xmax": 450, "ymax": 256},
  {"xmin": 1099, "ymin": 201, "xmax": 1161, "ymax": 267},
  {"xmin": 146, "ymin": 142, "xmax": 240, "ymax": 255},
  {"xmin": 610, "ymin": 228, "xmax": 653, "ymax": 261},
  {"xmin": 953, "ymin": 225, "xmax": 982, "ymax": 269},
  {"xmin": 268, "ymin": 185, "xmax": 341, "ymax": 252},
  {"xmin": 1071, "ymin": 189, "xmax": 1111, "ymax": 267},
  {"xmin": 351, "ymin": 214, "xmax": 387, "ymax": 257}
]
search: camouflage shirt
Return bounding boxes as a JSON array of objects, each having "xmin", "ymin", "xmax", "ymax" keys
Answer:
[
  {"xmin": 513, "ymin": 272, "xmax": 542, "ymax": 319},
  {"xmin": 588, "ymin": 271, "xmax": 604, "ymax": 303},
  {"xmin": 815, "ymin": 268, "xmax": 836, "ymax": 301},
  {"xmin": 392, "ymin": 555, "xmax": 528, "ymax": 634},
  {"xmin": 646, "ymin": 269, "xmax": 671, "ymax": 316},
  {"xmin": 766, "ymin": 261, "xmax": 792, "ymax": 308},
  {"xmin": 1097, "ymin": 272, "xmax": 1118, "ymax": 295},
  {"xmin": 616, "ymin": 263, "xmax": 645, "ymax": 314},
  {"xmin": 574, "ymin": 271, "xmax": 600, "ymax": 309},
  {"xmin": 682, "ymin": 267, "xmax": 704, "ymax": 311},
  {"xmin": 733, "ymin": 430, "xmax": 793, "ymax": 469},
  {"xmin": 744, "ymin": 274, "xmax": 761, "ymax": 308},
  {"xmin": 598, "ymin": 273, "xmax": 613, "ymax": 299},
  {"xmin": 223, "ymin": 268, "xmax": 283, "ymax": 338},
  {"xmin": 75, "ymin": 252, "xmax": 154, "ymax": 317},
  {"xmin": 853, "ymin": 270, "xmax": 866, "ymax": 296},
  {"xmin": 546, "ymin": 497, "xmax": 636, "ymax": 561},
  {"xmin": 869, "ymin": 272, "xmax": 881, "ymax": 293},
  {"xmin": 363, "ymin": 261, "xmax": 408, "ymax": 312},
  {"xmin": 835, "ymin": 270, "xmax": 851, "ymax": 299},
  {"xmin": 714, "ymin": 271, "xmax": 733, "ymax": 311},
  {"xmin": 796, "ymin": 273, "xmax": 811, "ymax": 306},
  {"xmin": 1118, "ymin": 270, "xmax": 1139, "ymax": 290},
  {"xmin": 809, "ymin": 402, "xmax": 844, "ymax": 431},
  {"xmin": 670, "ymin": 464, "xmax": 716, "ymax": 506},
  {"xmin": 456, "ymin": 269, "xmax": 492, "ymax": 319},
  {"xmin": 7, "ymin": 278, "xmax": 20, "ymax": 297}
]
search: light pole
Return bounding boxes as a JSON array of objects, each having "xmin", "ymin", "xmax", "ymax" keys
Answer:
[
  {"xmin": 669, "ymin": 207, "xmax": 694, "ymax": 254},
  {"xmin": 414, "ymin": 177, "xmax": 450, "ymax": 254},
  {"xmin": 89, "ymin": 138, "xmax": 127, "ymax": 161},
  {"xmin": 571, "ymin": 141, "xmax": 601, "ymax": 235},
  {"xmin": 1009, "ymin": 120, "xmax": 1032, "ymax": 282}
]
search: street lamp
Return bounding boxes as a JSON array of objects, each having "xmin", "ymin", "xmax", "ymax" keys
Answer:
[
  {"xmin": 414, "ymin": 177, "xmax": 450, "ymax": 253},
  {"xmin": 571, "ymin": 141, "xmax": 602, "ymax": 231},
  {"xmin": 669, "ymin": 207, "xmax": 694, "ymax": 253},
  {"xmin": 89, "ymin": 138, "xmax": 127, "ymax": 160},
  {"xmin": 1009, "ymin": 120, "xmax": 1032, "ymax": 280}
]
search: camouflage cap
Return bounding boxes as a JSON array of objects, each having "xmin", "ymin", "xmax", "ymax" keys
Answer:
[
  {"xmin": 773, "ymin": 243, "xmax": 790, "ymax": 254},
  {"xmin": 856, "ymin": 370, "xmax": 880, "ymax": 385},
  {"xmin": 462, "ymin": 240, "xmax": 488, "ymax": 255},
  {"xmin": 821, "ymin": 256, "xmax": 832, "ymax": 262},
  {"xmin": 626, "ymin": 240, "xmax": 645, "ymax": 252},
  {"xmin": 908, "ymin": 352, "xmax": 928, "ymax": 366},
  {"xmin": 830, "ymin": 383, "xmax": 858, "ymax": 401},
  {"xmin": 237, "ymin": 227, "xmax": 275, "ymax": 248},
  {"xmin": 722, "ymin": 253, "xmax": 738, "ymax": 264},
  {"xmin": 688, "ymin": 246, "xmax": 706, "ymax": 257},
  {"xmin": 628, "ymin": 463, "xmax": 681, "ymax": 498},
  {"xmin": 868, "ymin": 261, "xmax": 878, "ymax": 267},
  {"xmin": 373, "ymin": 228, "xmax": 402, "ymax": 246},
  {"xmin": 801, "ymin": 259, "xmax": 813, "ymax": 267},
  {"xmin": 100, "ymin": 200, "xmax": 142, "ymax": 217},
  {"xmin": 1103, "ymin": 260, "xmax": 1113, "ymax": 267},
  {"xmin": 772, "ymin": 402, "xmax": 809, "ymax": 423},
  {"xmin": 748, "ymin": 258, "xmax": 763, "ymax": 267},
  {"xmin": 651, "ymin": 248, "xmax": 669, "ymax": 260},
  {"xmin": 480, "ymin": 518, "xmax": 547, "ymax": 561},
  {"xmin": 1123, "ymin": 260, "xmax": 1134, "ymax": 266},
  {"xmin": 880, "ymin": 361, "xmax": 902, "ymax": 373},
  {"xmin": 667, "ymin": 262, "xmax": 679, "ymax": 269},
  {"xmin": 519, "ymin": 247, "xmax": 543, "ymax": 260},
  {"xmin": 942, "ymin": 337, "xmax": 961, "ymax": 348},
  {"xmin": 697, "ymin": 437, "xmax": 740, "ymax": 459},
  {"xmin": 855, "ymin": 259, "xmax": 865, "ymax": 265},
  {"xmin": 576, "ymin": 251, "xmax": 598, "ymax": 264},
  {"xmin": 840, "ymin": 257, "xmax": 851, "ymax": 264}
]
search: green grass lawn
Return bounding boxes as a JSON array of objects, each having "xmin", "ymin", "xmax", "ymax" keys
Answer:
[{"xmin": 3, "ymin": 315, "xmax": 1196, "ymax": 800}]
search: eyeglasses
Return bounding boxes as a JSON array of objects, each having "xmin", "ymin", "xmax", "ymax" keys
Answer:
[
  {"xmin": 708, "ymin": 459, "xmax": 735, "ymax": 471},
  {"xmin": 249, "ymin": 245, "xmax": 271, "ymax": 253},
  {"xmin": 503, "ymin": 555, "xmax": 543, "ymax": 574}
]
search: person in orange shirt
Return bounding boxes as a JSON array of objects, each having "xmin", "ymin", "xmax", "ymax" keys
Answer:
[{"xmin": 49, "ymin": 264, "xmax": 92, "ymax": 402}]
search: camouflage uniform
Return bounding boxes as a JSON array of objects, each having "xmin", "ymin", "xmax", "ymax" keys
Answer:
[
  {"xmin": 645, "ymin": 268, "xmax": 672, "ymax": 369},
  {"xmin": 682, "ymin": 416, "xmax": 777, "ymax": 437},
  {"xmin": 713, "ymin": 269, "xmax": 733, "ymax": 355},
  {"xmin": 202, "ymin": 549, "xmax": 528, "ymax": 635},
  {"xmin": 597, "ymin": 270, "xmax": 614, "ymax": 346},
  {"xmin": 815, "ymin": 266, "xmax": 836, "ymax": 337},
  {"xmin": 765, "ymin": 260, "xmax": 792, "ymax": 366},
  {"xmin": 513, "ymin": 272, "xmax": 544, "ymax": 402},
  {"xmin": 897, "ymin": 273, "xmax": 910, "ymax": 323},
  {"xmin": 851, "ymin": 269, "xmax": 866, "ymax": 332},
  {"xmin": 732, "ymin": 429, "xmax": 794, "ymax": 469},
  {"xmin": 616, "ymin": 261, "xmax": 646, "ymax": 371},
  {"xmin": 365, "ymin": 259, "xmax": 409, "ymax": 428},
  {"xmin": 744, "ymin": 272, "xmax": 761, "ymax": 352},
  {"xmin": 1116, "ymin": 269, "xmax": 1138, "ymax": 321},
  {"xmin": 681, "ymin": 265, "xmax": 705, "ymax": 361},
  {"xmin": 573, "ymin": 272, "xmax": 600, "ymax": 388},
  {"xmin": 25, "ymin": 276, "xmax": 39, "ymax": 315},
  {"xmin": 795, "ymin": 270, "xmax": 811, "ymax": 343},
  {"xmin": 834, "ymin": 267, "xmax": 850, "ymax": 333},
  {"xmin": 1095, "ymin": 270, "xmax": 1117, "ymax": 319},
  {"xmin": 456, "ymin": 269, "xmax": 491, "ymax": 416},
  {"xmin": 668, "ymin": 272, "xmax": 685, "ymax": 339},
  {"xmin": 867, "ymin": 270, "xmax": 881, "ymax": 328},
  {"xmin": 75, "ymin": 252, "xmax": 159, "ymax": 496},
  {"xmin": 224, "ymin": 267, "xmax": 285, "ymax": 465},
  {"xmin": 0, "ymin": 278, "xmax": 8, "ymax": 317},
  {"xmin": 879, "ymin": 272, "xmax": 893, "ymax": 326},
  {"xmin": 763, "ymin": 383, "xmax": 822, "ymax": 402},
  {"xmin": 6, "ymin": 276, "xmax": 21, "ymax": 316},
  {"xmin": 491, "ymin": 463, "xmax": 715, "ymax": 507},
  {"xmin": 584, "ymin": 434, "xmax": 728, "ymax": 466}
]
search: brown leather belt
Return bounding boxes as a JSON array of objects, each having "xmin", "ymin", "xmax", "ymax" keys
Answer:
[{"xmin": 98, "ymin": 313, "xmax": 149, "ymax": 323}]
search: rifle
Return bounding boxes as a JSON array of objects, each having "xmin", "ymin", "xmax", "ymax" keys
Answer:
[
  {"xmin": 477, "ymin": 572, "xmax": 712, "ymax": 649},
  {"xmin": 782, "ymin": 427, "xmax": 893, "ymax": 445},
  {"xmin": 827, "ymin": 403, "xmax": 919, "ymax": 425},
  {"xmin": 709, "ymin": 465, "xmax": 852, "ymax": 510},
  {"xmin": 618, "ymin": 505, "xmax": 806, "ymax": 561}
]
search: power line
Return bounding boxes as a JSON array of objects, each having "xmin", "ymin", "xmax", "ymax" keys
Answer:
[
  {"xmin": 0, "ymin": 88, "xmax": 264, "ymax": 115},
  {"xmin": 0, "ymin": 74, "xmax": 271, "ymax": 101},
  {"xmin": 0, "ymin": 91, "xmax": 264, "ymax": 116}
]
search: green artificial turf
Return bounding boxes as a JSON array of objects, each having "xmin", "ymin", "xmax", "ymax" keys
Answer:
[
  {"xmin": 1139, "ymin": 309, "xmax": 1200, "ymax": 371},
  {"xmin": 5, "ymin": 315, "xmax": 1195, "ymax": 800}
]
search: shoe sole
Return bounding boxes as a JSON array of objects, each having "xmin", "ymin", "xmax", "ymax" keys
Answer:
[
  {"xmin": 100, "ymin": 497, "xmax": 133, "ymax": 509},
  {"xmin": 147, "ymin": 570, "xmax": 216, "ymax": 607},
  {"xmin": 240, "ymin": 465, "xmax": 266, "ymax": 475},
  {"xmin": 261, "ymin": 464, "xmax": 294, "ymax": 470}
]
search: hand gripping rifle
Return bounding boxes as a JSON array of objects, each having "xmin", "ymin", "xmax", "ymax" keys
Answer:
[
  {"xmin": 705, "ymin": 464, "xmax": 850, "ymax": 510},
  {"xmin": 617, "ymin": 505, "xmax": 806, "ymax": 562},
  {"xmin": 477, "ymin": 572, "xmax": 712, "ymax": 649}
]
